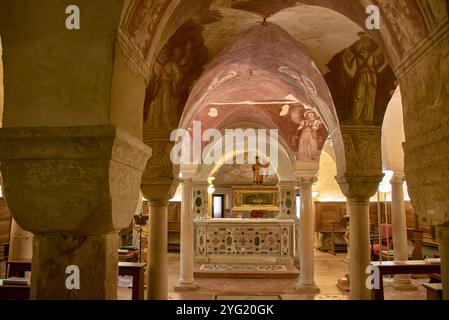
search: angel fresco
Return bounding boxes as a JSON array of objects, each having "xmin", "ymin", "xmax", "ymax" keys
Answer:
[{"xmin": 343, "ymin": 35, "xmax": 387, "ymax": 124}]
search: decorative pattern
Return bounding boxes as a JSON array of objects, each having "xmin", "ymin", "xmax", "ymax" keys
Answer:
[
  {"xmin": 200, "ymin": 264, "xmax": 287, "ymax": 272},
  {"xmin": 195, "ymin": 220, "xmax": 294, "ymax": 259}
]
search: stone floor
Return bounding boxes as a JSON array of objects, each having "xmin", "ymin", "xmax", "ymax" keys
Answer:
[{"xmin": 118, "ymin": 250, "xmax": 429, "ymax": 300}]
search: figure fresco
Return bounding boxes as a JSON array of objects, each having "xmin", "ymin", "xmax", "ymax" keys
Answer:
[
  {"xmin": 144, "ymin": 42, "xmax": 193, "ymax": 131},
  {"xmin": 295, "ymin": 110, "xmax": 323, "ymax": 161},
  {"xmin": 342, "ymin": 35, "xmax": 387, "ymax": 125}
]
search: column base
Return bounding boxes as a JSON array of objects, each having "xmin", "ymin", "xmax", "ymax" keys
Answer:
[
  {"xmin": 393, "ymin": 275, "xmax": 418, "ymax": 291},
  {"xmin": 175, "ymin": 280, "xmax": 199, "ymax": 292},
  {"xmin": 295, "ymin": 282, "xmax": 320, "ymax": 294}
]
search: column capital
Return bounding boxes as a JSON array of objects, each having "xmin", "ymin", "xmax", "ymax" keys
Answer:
[
  {"xmin": 436, "ymin": 223, "xmax": 449, "ymax": 244},
  {"xmin": 295, "ymin": 171, "xmax": 318, "ymax": 185},
  {"xmin": 336, "ymin": 174, "xmax": 383, "ymax": 203},
  {"xmin": 141, "ymin": 177, "xmax": 179, "ymax": 203},
  {"xmin": 0, "ymin": 126, "xmax": 151, "ymax": 234},
  {"xmin": 391, "ymin": 173, "xmax": 406, "ymax": 184}
]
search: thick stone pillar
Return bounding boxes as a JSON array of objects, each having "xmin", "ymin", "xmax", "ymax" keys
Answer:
[
  {"xmin": 8, "ymin": 218, "xmax": 33, "ymax": 261},
  {"xmin": 0, "ymin": 126, "xmax": 151, "ymax": 299},
  {"xmin": 391, "ymin": 174, "xmax": 415, "ymax": 290},
  {"xmin": 279, "ymin": 181, "xmax": 297, "ymax": 219},
  {"xmin": 141, "ymin": 178, "xmax": 178, "ymax": 300},
  {"xmin": 296, "ymin": 175, "xmax": 319, "ymax": 293},
  {"xmin": 176, "ymin": 177, "xmax": 198, "ymax": 290},
  {"xmin": 436, "ymin": 224, "xmax": 449, "ymax": 300}
]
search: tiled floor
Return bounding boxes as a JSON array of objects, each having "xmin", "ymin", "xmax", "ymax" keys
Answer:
[{"xmin": 118, "ymin": 250, "xmax": 429, "ymax": 300}]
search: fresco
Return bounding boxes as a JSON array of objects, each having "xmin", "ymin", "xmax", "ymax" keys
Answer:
[
  {"xmin": 181, "ymin": 23, "xmax": 334, "ymax": 162},
  {"xmin": 325, "ymin": 34, "xmax": 397, "ymax": 126}
]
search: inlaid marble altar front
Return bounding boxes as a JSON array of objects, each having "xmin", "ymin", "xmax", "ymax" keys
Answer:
[{"xmin": 195, "ymin": 219, "xmax": 295, "ymax": 264}]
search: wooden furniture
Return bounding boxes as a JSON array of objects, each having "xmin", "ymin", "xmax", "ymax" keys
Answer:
[
  {"xmin": 0, "ymin": 198, "xmax": 12, "ymax": 272},
  {"xmin": 328, "ymin": 216, "xmax": 349, "ymax": 255},
  {"xmin": 118, "ymin": 262, "xmax": 146, "ymax": 300},
  {"xmin": 0, "ymin": 282, "xmax": 30, "ymax": 300},
  {"xmin": 371, "ymin": 260, "xmax": 441, "ymax": 300},
  {"xmin": 7, "ymin": 259, "xmax": 31, "ymax": 278},
  {"xmin": 371, "ymin": 224, "xmax": 393, "ymax": 260},
  {"xmin": 407, "ymin": 228, "xmax": 424, "ymax": 260},
  {"xmin": 422, "ymin": 283, "xmax": 443, "ymax": 300},
  {"xmin": 5, "ymin": 260, "xmax": 146, "ymax": 300}
]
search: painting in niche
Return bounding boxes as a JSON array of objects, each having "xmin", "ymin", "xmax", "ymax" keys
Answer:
[{"xmin": 242, "ymin": 192, "xmax": 275, "ymax": 206}]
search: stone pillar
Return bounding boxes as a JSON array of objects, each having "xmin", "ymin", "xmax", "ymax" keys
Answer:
[
  {"xmin": 337, "ymin": 125, "xmax": 383, "ymax": 300},
  {"xmin": 176, "ymin": 177, "xmax": 198, "ymax": 290},
  {"xmin": 296, "ymin": 175, "xmax": 319, "ymax": 293},
  {"xmin": 436, "ymin": 224, "xmax": 449, "ymax": 300},
  {"xmin": 391, "ymin": 174, "xmax": 416, "ymax": 290},
  {"xmin": 0, "ymin": 126, "xmax": 151, "ymax": 299},
  {"xmin": 141, "ymin": 178, "xmax": 178, "ymax": 300},
  {"xmin": 279, "ymin": 181, "xmax": 297, "ymax": 219},
  {"xmin": 8, "ymin": 219, "xmax": 33, "ymax": 261}
]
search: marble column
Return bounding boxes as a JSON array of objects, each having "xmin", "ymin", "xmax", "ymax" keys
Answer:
[
  {"xmin": 0, "ymin": 126, "xmax": 151, "ymax": 299},
  {"xmin": 279, "ymin": 181, "xmax": 297, "ymax": 219},
  {"xmin": 141, "ymin": 178, "xmax": 178, "ymax": 300},
  {"xmin": 176, "ymin": 177, "xmax": 198, "ymax": 290},
  {"xmin": 296, "ymin": 175, "xmax": 319, "ymax": 293},
  {"xmin": 347, "ymin": 198, "xmax": 371, "ymax": 300},
  {"xmin": 436, "ymin": 224, "xmax": 449, "ymax": 300},
  {"xmin": 391, "ymin": 174, "xmax": 416, "ymax": 290}
]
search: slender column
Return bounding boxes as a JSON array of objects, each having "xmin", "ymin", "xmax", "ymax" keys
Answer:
[
  {"xmin": 391, "ymin": 174, "xmax": 416, "ymax": 290},
  {"xmin": 436, "ymin": 224, "xmax": 449, "ymax": 300},
  {"xmin": 176, "ymin": 178, "xmax": 198, "ymax": 290},
  {"xmin": 347, "ymin": 198, "xmax": 371, "ymax": 300},
  {"xmin": 296, "ymin": 175, "xmax": 319, "ymax": 293},
  {"xmin": 141, "ymin": 178, "xmax": 178, "ymax": 300},
  {"xmin": 147, "ymin": 199, "xmax": 169, "ymax": 300}
]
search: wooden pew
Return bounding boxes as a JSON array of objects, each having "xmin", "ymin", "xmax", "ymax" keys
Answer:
[{"xmin": 371, "ymin": 260, "xmax": 441, "ymax": 300}]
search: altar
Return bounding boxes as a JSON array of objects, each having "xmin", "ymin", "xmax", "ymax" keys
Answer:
[{"xmin": 194, "ymin": 218, "xmax": 295, "ymax": 265}]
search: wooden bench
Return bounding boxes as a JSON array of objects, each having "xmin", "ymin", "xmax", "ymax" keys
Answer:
[
  {"xmin": 371, "ymin": 260, "xmax": 441, "ymax": 300},
  {"xmin": 3, "ymin": 260, "xmax": 146, "ymax": 300},
  {"xmin": 422, "ymin": 283, "xmax": 443, "ymax": 300},
  {"xmin": 118, "ymin": 262, "xmax": 146, "ymax": 300}
]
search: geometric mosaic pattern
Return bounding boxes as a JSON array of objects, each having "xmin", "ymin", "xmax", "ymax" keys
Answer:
[
  {"xmin": 196, "ymin": 225, "xmax": 292, "ymax": 257},
  {"xmin": 200, "ymin": 264, "xmax": 288, "ymax": 272}
]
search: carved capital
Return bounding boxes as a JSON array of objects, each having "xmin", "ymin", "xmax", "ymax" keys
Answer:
[
  {"xmin": 0, "ymin": 126, "xmax": 152, "ymax": 235},
  {"xmin": 143, "ymin": 130, "xmax": 174, "ymax": 179},
  {"xmin": 436, "ymin": 223, "xmax": 449, "ymax": 244},
  {"xmin": 391, "ymin": 173, "xmax": 406, "ymax": 185},
  {"xmin": 141, "ymin": 177, "xmax": 179, "ymax": 203},
  {"xmin": 336, "ymin": 173, "xmax": 383, "ymax": 203},
  {"xmin": 340, "ymin": 125, "xmax": 382, "ymax": 175}
]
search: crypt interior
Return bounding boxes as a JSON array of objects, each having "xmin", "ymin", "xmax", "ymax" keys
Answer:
[{"xmin": 0, "ymin": 0, "xmax": 448, "ymax": 300}]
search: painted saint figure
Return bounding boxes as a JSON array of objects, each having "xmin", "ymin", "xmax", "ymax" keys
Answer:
[
  {"xmin": 297, "ymin": 110, "xmax": 321, "ymax": 161},
  {"xmin": 252, "ymin": 156, "xmax": 270, "ymax": 185},
  {"xmin": 343, "ymin": 35, "xmax": 387, "ymax": 124}
]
